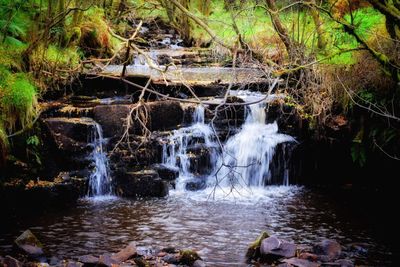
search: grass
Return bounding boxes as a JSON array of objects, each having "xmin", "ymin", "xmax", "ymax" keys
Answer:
[{"xmin": 139, "ymin": 1, "xmax": 385, "ymax": 66}]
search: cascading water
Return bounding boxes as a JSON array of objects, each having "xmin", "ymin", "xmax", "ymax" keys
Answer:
[
  {"xmin": 162, "ymin": 105, "xmax": 219, "ymax": 191},
  {"xmin": 88, "ymin": 123, "xmax": 112, "ymax": 197},
  {"xmin": 161, "ymin": 93, "xmax": 296, "ymax": 198},
  {"xmin": 213, "ymin": 103, "xmax": 295, "ymax": 189}
]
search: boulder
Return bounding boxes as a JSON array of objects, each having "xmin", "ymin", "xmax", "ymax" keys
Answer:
[
  {"xmin": 152, "ymin": 164, "xmax": 179, "ymax": 181},
  {"xmin": 93, "ymin": 104, "xmax": 132, "ymax": 137},
  {"xmin": 246, "ymin": 231, "xmax": 269, "ymax": 260},
  {"xmin": 313, "ymin": 239, "xmax": 341, "ymax": 261},
  {"xmin": 98, "ymin": 254, "xmax": 119, "ymax": 267},
  {"xmin": 44, "ymin": 117, "xmax": 95, "ymax": 153},
  {"xmin": 111, "ymin": 241, "xmax": 137, "ymax": 262},
  {"xmin": 162, "ymin": 254, "xmax": 179, "ymax": 264},
  {"xmin": 115, "ymin": 169, "xmax": 168, "ymax": 198},
  {"xmin": 14, "ymin": 230, "xmax": 44, "ymax": 256},
  {"xmin": 185, "ymin": 179, "xmax": 206, "ymax": 191},
  {"xmin": 145, "ymin": 101, "xmax": 183, "ymax": 131},
  {"xmin": 260, "ymin": 236, "xmax": 296, "ymax": 259},
  {"xmin": 179, "ymin": 250, "xmax": 201, "ymax": 265},
  {"xmin": 282, "ymin": 258, "xmax": 320, "ymax": 267}
]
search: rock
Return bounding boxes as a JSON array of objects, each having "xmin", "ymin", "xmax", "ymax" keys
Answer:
[
  {"xmin": 162, "ymin": 247, "xmax": 178, "ymax": 254},
  {"xmin": 313, "ymin": 239, "xmax": 341, "ymax": 261},
  {"xmin": 260, "ymin": 236, "xmax": 296, "ymax": 259},
  {"xmin": 145, "ymin": 101, "xmax": 183, "ymax": 131},
  {"xmin": 179, "ymin": 250, "xmax": 201, "ymax": 265},
  {"xmin": 115, "ymin": 169, "xmax": 168, "ymax": 198},
  {"xmin": 193, "ymin": 259, "xmax": 207, "ymax": 267},
  {"xmin": 282, "ymin": 258, "xmax": 320, "ymax": 267},
  {"xmin": 14, "ymin": 230, "xmax": 44, "ymax": 256},
  {"xmin": 93, "ymin": 104, "xmax": 132, "ymax": 137},
  {"xmin": 111, "ymin": 241, "xmax": 137, "ymax": 262},
  {"xmin": 64, "ymin": 260, "xmax": 84, "ymax": 267},
  {"xmin": 334, "ymin": 259, "xmax": 354, "ymax": 267},
  {"xmin": 2, "ymin": 256, "xmax": 22, "ymax": 267},
  {"xmin": 185, "ymin": 179, "xmax": 206, "ymax": 191},
  {"xmin": 49, "ymin": 256, "xmax": 60, "ymax": 266},
  {"xmin": 162, "ymin": 254, "xmax": 179, "ymax": 264},
  {"xmin": 77, "ymin": 255, "xmax": 98, "ymax": 265},
  {"xmin": 99, "ymin": 254, "xmax": 119, "ymax": 267},
  {"xmin": 152, "ymin": 164, "xmax": 179, "ymax": 181},
  {"xmin": 44, "ymin": 117, "xmax": 95, "ymax": 153},
  {"xmin": 298, "ymin": 253, "xmax": 318, "ymax": 262},
  {"xmin": 246, "ymin": 231, "xmax": 269, "ymax": 260}
]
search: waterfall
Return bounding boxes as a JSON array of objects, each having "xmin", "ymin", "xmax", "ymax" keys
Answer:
[
  {"xmin": 88, "ymin": 123, "xmax": 112, "ymax": 196},
  {"xmin": 161, "ymin": 95, "xmax": 295, "ymax": 195},
  {"xmin": 214, "ymin": 103, "xmax": 295, "ymax": 188}
]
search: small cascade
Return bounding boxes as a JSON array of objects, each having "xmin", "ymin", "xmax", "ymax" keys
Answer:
[
  {"xmin": 162, "ymin": 105, "xmax": 219, "ymax": 191},
  {"xmin": 88, "ymin": 123, "xmax": 112, "ymax": 196},
  {"xmin": 161, "ymin": 95, "xmax": 296, "ymax": 195},
  {"xmin": 214, "ymin": 103, "xmax": 295, "ymax": 189}
]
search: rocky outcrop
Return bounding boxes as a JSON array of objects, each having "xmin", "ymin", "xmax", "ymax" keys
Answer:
[
  {"xmin": 114, "ymin": 169, "xmax": 168, "ymax": 198},
  {"xmin": 93, "ymin": 104, "xmax": 133, "ymax": 137}
]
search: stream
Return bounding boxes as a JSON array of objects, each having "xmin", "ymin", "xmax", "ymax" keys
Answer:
[
  {"xmin": 0, "ymin": 187, "xmax": 393, "ymax": 266},
  {"xmin": 0, "ymin": 28, "xmax": 396, "ymax": 266}
]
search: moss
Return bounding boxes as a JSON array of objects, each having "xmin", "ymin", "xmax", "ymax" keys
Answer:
[
  {"xmin": 179, "ymin": 249, "xmax": 201, "ymax": 265},
  {"xmin": 246, "ymin": 231, "xmax": 269, "ymax": 260},
  {"xmin": 0, "ymin": 72, "xmax": 38, "ymax": 133},
  {"xmin": 78, "ymin": 7, "xmax": 113, "ymax": 57}
]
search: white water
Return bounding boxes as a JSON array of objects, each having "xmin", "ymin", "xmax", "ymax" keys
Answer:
[
  {"xmin": 162, "ymin": 94, "xmax": 296, "ymax": 201},
  {"xmin": 88, "ymin": 123, "xmax": 113, "ymax": 197}
]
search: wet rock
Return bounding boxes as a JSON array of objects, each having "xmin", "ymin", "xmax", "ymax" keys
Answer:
[
  {"xmin": 93, "ymin": 104, "xmax": 132, "ymax": 137},
  {"xmin": 313, "ymin": 239, "xmax": 341, "ymax": 261},
  {"xmin": 1, "ymin": 256, "xmax": 22, "ymax": 267},
  {"xmin": 152, "ymin": 164, "xmax": 179, "ymax": 181},
  {"xmin": 260, "ymin": 236, "xmax": 296, "ymax": 259},
  {"xmin": 162, "ymin": 254, "xmax": 179, "ymax": 264},
  {"xmin": 161, "ymin": 247, "xmax": 178, "ymax": 254},
  {"xmin": 246, "ymin": 231, "xmax": 269, "ymax": 260},
  {"xmin": 49, "ymin": 256, "xmax": 60, "ymax": 266},
  {"xmin": 193, "ymin": 259, "xmax": 207, "ymax": 267},
  {"xmin": 298, "ymin": 252, "xmax": 318, "ymax": 262},
  {"xmin": 14, "ymin": 230, "xmax": 44, "ymax": 256},
  {"xmin": 111, "ymin": 241, "xmax": 137, "ymax": 262},
  {"xmin": 77, "ymin": 255, "xmax": 98, "ymax": 265},
  {"xmin": 145, "ymin": 101, "xmax": 183, "ymax": 131},
  {"xmin": 282, "ymin": 258, "xmax": 320, "ymax": 267},
  {"xmin": 44, "ymin": 117, "xmax": 95, "ymax": 153},
  {"xmin": 115, "ymin": 169, "xmax": 168, "ymax": 198},
  {"xmin": 334, "ymin": 259, "xmax": 354, "ymax": 267},
  {"xmin": 179, "ymin": 250, "xmax": 201, "ymax": 265},
  {"xmin": 98, "ymin": 254, "xmax": 119, "ymax": 267},
  {"xmin": 185, "ymin": 179, "xmax": 206, "ymax": 191},
  {"xmin": 64, "ymin": 260, "xmax": 84, "ymax": 267}
]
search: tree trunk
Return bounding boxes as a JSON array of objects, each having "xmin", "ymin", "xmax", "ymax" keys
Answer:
[
  {"xmin": 308, "ymin": 0, "xmax": 327, "ymax": 50},
  {"xmin": 264, "ymin": 0, "xmax": 294, "ymax": 58}
]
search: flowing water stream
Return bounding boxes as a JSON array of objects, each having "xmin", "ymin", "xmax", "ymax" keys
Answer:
[
  {"xmin": 88, "ymin": 123, "xmax": 112, "ymax": 197},
  {"xmin": 0, "ymin": 93, "xmax": 394, "ymax": 266}
]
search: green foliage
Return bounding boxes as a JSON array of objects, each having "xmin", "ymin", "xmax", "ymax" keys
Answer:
[
  {"xmin": 26, "ymin": 135, "xmax": 41, "ymax": 165},
  {"xmin": 0, "ymin": 72, "xmax": 38, "ymax": 133}
]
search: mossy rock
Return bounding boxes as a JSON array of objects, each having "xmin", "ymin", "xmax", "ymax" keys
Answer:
[
  {"xmin": 179, "ymin": 249, "xmax": 201, "ymax": 265},
  {"xmin": 246, "ymin": 231, "xmax": 269, "ymax": 260}
]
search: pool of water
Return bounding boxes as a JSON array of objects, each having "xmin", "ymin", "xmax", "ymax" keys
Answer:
[{"xmin": 0, "ymin": 186, "xmax": 394, "ymax": 266}]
